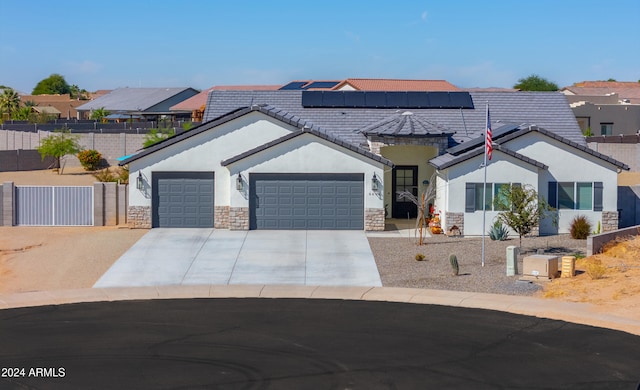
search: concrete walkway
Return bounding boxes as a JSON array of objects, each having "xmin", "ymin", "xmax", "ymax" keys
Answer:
[{"xmin": 94, "ymin": 229, "xmax": 382, "ymax": 288}]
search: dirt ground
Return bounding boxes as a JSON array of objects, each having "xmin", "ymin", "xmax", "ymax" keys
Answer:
[
  {"xmin": 0, "ymin": 167, "xmax": 103, "ymax": 186},
  {"xmin": 538, "ymin": 235, "xmax": 640, "ymax": 321},
  {"xmin": 0, "ymin": 226, "xmax": 147, "ymax": 293}
]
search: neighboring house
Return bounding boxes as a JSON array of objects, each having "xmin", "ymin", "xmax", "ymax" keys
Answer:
[
  {"xmin": 170, "ymin": 85, "xmax": 281, "ymax": 122},
  {"xmin": 277, "ymin": 78, "xmax": 460, "ymax": 91},
  {"xmin": 76, "ymin": 87, "xmax": 199, "ymax": 121},
  {"xmin": 19, "ymin": 94, "xmax": 86, "ymax": 120},
  {"xmin": 31, "ymin": 105, "xmax": 61, "ymax": 119},
  {"xmin": 120, "ymin": 88, "xmax": 627, "ymax": 234},
  {"xmin": 562, "ymin": 81, "xmax": 640, "ymax": 136}
]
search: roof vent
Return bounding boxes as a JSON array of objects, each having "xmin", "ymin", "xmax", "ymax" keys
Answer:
[{"xmin": 402, "ymin": 111, "xmax": 414, "ymax": 116}]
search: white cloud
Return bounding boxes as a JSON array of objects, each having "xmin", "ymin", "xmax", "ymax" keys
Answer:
[{"xmin": 421, "ymin": 11, "xmax": 428, "ymax": 21}]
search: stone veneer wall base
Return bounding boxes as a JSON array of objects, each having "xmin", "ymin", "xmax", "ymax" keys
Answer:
[
  {"xmin": 127, "ymin": 206, "xmax": 151, "ymax": 228},
  {"xmin": 365, "ymin": 208, "xmax": 385, "ymax": 231}
]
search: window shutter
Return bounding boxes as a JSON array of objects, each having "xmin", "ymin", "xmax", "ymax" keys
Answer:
[
  {"xmin": 548, "ymin": 182, "xmax": 557, "ymax": 208},
  {"xmin": 593, "ymin": 182, "xmax": 603, "ymax": 211},
  {"xmin": 465, "ymin": 183, "xmax": 475, "ymax": 212}
]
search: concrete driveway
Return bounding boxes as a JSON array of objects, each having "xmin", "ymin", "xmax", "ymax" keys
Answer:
[{"xmin": 94, "ymin": 229, "xmax": 382, "ymax": 288}]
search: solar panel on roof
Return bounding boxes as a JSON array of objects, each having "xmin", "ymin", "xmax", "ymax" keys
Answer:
[
  {"xmin": 385, "ymin": 92, "xmax": 408, "ymax": 108},
  {"xmin": 343, "ymin": 91, "xmax": 366, "ymax": 107},
  {"xmin": 365, "ymin": 92, "xmax": 386, "ymax": 107},
  {"xmin": 428, "ymin": 92, "xmax": 451, "ymax": 108},
  {"xmin": 280, "ymin": 81, "xmax": 308, "ymax": 90},
  {"xmin": 449, "ymin": 92, "xmax": 474, "ymax": 108},
  {"xmin": 301, "ymin": 91, "xmax": 474, "ymax": 109},
  {"xmin": 322, "ymin": 91, "xmax": 345, "ymax": 107},
  {"xmin": 304, "ymin": 81, "xmax": 340, "ymax": 89},
  {"xmin": 406, "ymin": 92, "xmax": 430, "ymax": 108},
  {"xmin": 301, "ymin": 91, "xmax": 324, "ymax": 107}
]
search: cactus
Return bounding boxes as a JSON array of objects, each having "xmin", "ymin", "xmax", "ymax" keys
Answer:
[{"xmin": 449, "ymin": 254, "xmax": 459, "ymax": 276}]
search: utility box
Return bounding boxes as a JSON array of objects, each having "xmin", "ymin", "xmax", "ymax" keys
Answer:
[
  {"xmin": 522, "ymin": 255, "xmax": 559, "ymax": 280},
  {"xmin": 506, "ymin": 246, "xmax": 519, "ymax": 276},
  {"xmin": 561, "ymin": 256, "xmax": 576, "ymax": 278}
]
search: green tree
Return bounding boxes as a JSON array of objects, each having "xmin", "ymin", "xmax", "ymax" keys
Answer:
[
  {"xmin": 493, "ymin": 184, "xmax": 555, "ymax": 247},
  {"xmin": 70, "ymin": 84, "xmax": 89, "ymax": 100},
  {"xmin": 13, "ymin": 106, "xmax": 33, "ymax": 121},
  {"xmin": 513, "ymin": 74, "xmax": 559, "ymax": 91},
  {"xmin": 0, "ymin": 87, "xmax": 21, "ymax": 120},
  {"xmin": 37, "ymin": 130, "xmax": 81, "ymax": 174},
  {"xmin": 32, "ymin": 74, "xmax": 71, "ymax": 95},
  {"xmin": 143, "ymin": 121, "xmax": 175, "ymax": 147},
  {"xmin": 90, "ymin": 107, "xmax": 111, "ymax": 122}
]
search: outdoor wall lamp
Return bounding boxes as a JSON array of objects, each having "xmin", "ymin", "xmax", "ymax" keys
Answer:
[
  {"xmin": 236, "ymin": 173, "xmax": 244, "ymax": 191},
  {"xmin": 136, "ymin": 172, "xmax": 143, "ymax": 190},
  {"xmin": 371, "ymin": 173, "xmax": 379, "ymax": 192}
]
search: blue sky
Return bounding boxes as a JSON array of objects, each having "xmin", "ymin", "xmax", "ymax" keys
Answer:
[{"xmin": 1, "ymin": 0, "xmax": 638, "ymax": 93}]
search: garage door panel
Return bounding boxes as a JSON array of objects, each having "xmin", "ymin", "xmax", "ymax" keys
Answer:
[
  {"xmin": 250, "ymin": 174, "xmax": 363, "ymax": 230},
  {"xmin": 153, "ymin": 172, "xmax": 214, "ymax": 228}
]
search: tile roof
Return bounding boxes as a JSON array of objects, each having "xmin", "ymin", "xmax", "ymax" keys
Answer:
[
  {"xmin": 360, "ymin": 111, "xmax": 455, "ymax": 137},
  {"xmin": 120, "ymin": 104, "xmax": 393, "ymax": 167},
  {"xmin": 204, "ymin": 90, "xmax": 585, "ymax": 147},
  {"xmin": 170, "ymin": 85, "xmax": 282, "ymax": 111},
  {"xmin": 76, "ymin": 87, "xmax": 198, "ymax": 112},
  {"xmin": 429, "ymin": 143, "xmax": 548, "ymax": 170},
  {"xmin": 212, "ymin": 85, "xmax": 282, "ymax": 90},
  {"xmin": 221, "ymin": 123, "xmax": 394, "ymax": 168},
  {"xmin": 170, "ymin": 88, "xmax": 214, "ymax": 111},
  {"xmin": 429, "ymin": 124, "xmax": 629, "ymax": 170},
  {"xmin": 335, "ymin": 79, "xmax": 460, "ymax": 91},
  {"xmin": 562, "ymin": 81, "xmax": 640, "ymax": 103}
]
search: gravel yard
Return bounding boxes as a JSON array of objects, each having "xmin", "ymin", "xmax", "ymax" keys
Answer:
[{"xmin": 369, "ymin": 233, "xmax": 588, "ymax": 296}]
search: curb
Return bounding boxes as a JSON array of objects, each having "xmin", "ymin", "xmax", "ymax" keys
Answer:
[{"xmin": 1, "ymin": 285, "xmax": 638, "ymax": 336}]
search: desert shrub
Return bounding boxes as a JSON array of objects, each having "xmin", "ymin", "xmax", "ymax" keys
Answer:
[
  {"xmin": 585, "ymin": 259, "xmax": 606, "ymax": 280},
  {"xmin": 92, "ymin": 168, "xmax": 116, "ymax": 182},
  {"xmin": 488, "ymin": 220, "xmax": 509, "ymax": 241},
  {"xmin": 92, "ymin": 167, "xmax": 129, "ymax": 184},
  {"xmin": 570, "ymin": 215, "xmax": 591, "ymax": 239},
  {"xmin": 77, "ymin": 149, "xmax": 102, "ymax": 171},
  {"xmin": 117, "ymin": 166, "xmax": 129, "ymax": 184},
  {"xmin": 415, "ymin": 253, "xmax": 425, "ymax": 261}
]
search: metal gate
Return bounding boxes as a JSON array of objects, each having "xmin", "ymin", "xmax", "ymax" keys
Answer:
[{"xmin": 15, "ymin": 186, "xmax": 94, "ymax": 226}]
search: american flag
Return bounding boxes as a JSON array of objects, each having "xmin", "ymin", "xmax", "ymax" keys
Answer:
[{"xmin": 486, "ymin": 106, "xmax": 493, "ymax": 160}]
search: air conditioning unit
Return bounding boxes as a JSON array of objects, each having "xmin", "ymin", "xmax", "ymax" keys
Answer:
[{"xmin": 522, "ymin": 255, "xmax": 559, "ymax": 280}]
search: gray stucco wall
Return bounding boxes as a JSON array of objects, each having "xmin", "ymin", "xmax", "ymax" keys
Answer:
[{"xmin": 573, "ymin": 103, "xmax": 640, "ymax": 136}]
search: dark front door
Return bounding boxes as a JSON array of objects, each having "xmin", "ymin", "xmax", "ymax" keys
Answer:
[{"xmin": 392, "ymin": 166, "xmax": 418, "ymax": 218}]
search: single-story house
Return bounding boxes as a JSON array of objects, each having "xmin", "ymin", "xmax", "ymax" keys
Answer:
[
  {"xmin": 121, "ymin": 88, "xmax": 628, "ymax": 234},
  {"xmin": 77, "ymin": 87, "xmax": 199, "ymax": 121}
]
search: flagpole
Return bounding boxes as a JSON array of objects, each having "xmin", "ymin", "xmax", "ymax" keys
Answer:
[{"xmin": 481, "ymin": 102, "xmax": 489, "ymax": 267}]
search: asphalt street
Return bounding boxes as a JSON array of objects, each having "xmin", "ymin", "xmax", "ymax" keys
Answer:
[{"xmin": 0, "ymin": 299, "xmax": 638, "ymax": 389}]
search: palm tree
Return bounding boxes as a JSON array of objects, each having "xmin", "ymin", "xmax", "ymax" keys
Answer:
[
  {"xmin": 90, "ymin": 107, "xmax": 110, "ymax": 122},
  {"xmin": 0, "ymin": 88, "xmax": 21, "ymax": 120}
]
